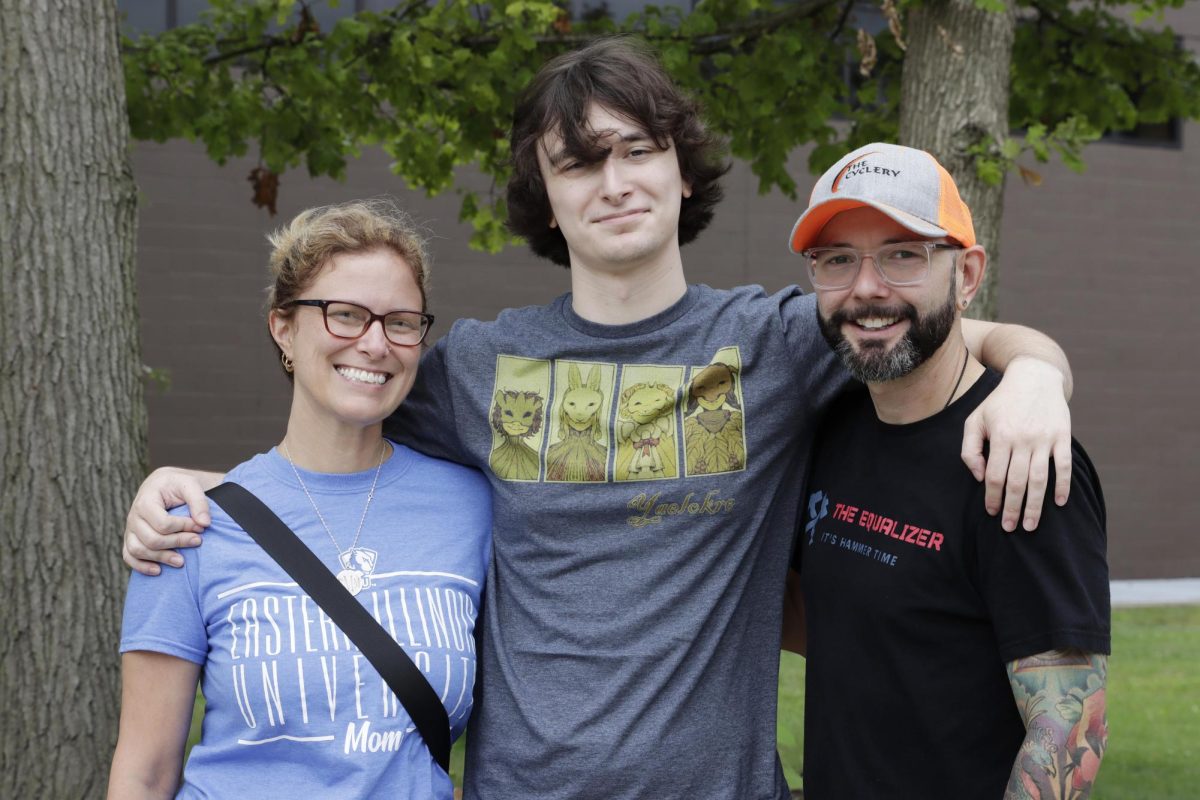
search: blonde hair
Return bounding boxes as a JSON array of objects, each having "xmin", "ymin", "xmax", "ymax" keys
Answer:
[{"xmin": 266, "ymin": 198, "xmax": 431, "ymax": 377}]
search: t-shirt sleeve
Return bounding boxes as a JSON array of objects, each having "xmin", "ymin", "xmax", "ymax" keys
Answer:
[
  {"xmin": 119, "ymin": 506, "xmax": 209, "ymax": 665},
  {"xmin": 775, "ymin": 287, "xmax": 849, "ymax": 408},
  {"xmin": 973, "ymin": 440, "xmax": 1111, "ymax": 662},
  {"xmin": 383, "ymin": 330, "xmax": 471, "ymax": 465}
]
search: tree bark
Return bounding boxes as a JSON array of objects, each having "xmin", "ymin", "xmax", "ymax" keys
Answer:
[
  {"xmin": 0, "ymin": 1, "xmax": 143, "ymax": 796},
  {"xmin": 899, "ymin": 0, "xmax": 1016, "ymax": 321}
]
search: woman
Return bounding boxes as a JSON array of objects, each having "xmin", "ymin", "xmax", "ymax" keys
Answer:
[{"xmin": 108, "ymin": 200, "xmax": 491, "ymax": 799}]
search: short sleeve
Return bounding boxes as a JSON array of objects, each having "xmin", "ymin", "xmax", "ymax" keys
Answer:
[
  {"xmin": 974, "ymin": 441, "xmax": 1111, "ymax": 662},
  {"xmin": 119, "ymin": 507, "xmax": 209, "ymax": 665},
  {"xmin": 384, "ymin": 330, "xmax": 470, "ymax": 465},
  {"xmin": 775, "ymin": 287, "xmax": 848, "ymax": 409}
]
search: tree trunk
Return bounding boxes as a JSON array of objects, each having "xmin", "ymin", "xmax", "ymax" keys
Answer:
[
  {"xmin": 899, "ymin": 0, "xmax": 1016, "ymax": 321},
  {"xmin": 0, "ymin": 1, "xmax": 143, "ymax": 796}
]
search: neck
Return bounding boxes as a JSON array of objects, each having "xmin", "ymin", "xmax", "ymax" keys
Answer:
[
  {"xmin": 567, "ymin": 250, "xmax": 688, "ymax": 325},
  {"xmin": 866, "ymin": 327, "xmax": 985, "ymax": 425},
  {"xmin": 280, "ymin": 399, "xmax": 388, "ymax": 473}
]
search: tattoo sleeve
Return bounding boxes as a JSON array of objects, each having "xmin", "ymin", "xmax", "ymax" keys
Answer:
[{"xmin": 1004, "ymin": 649, "xmax": 1108, "ymax": 800}]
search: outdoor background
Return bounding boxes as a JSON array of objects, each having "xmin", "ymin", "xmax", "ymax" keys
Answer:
[{"xmin": 127, "ymin": 0, "xmax": 1200, "ymax": 581}]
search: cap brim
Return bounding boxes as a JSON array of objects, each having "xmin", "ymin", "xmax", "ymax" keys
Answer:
[{"xmin": 789, "ymin": 199, "xmax": 948, "ymax": 253}]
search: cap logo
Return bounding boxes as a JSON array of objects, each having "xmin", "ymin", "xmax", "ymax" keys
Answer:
[{"xmin": 831, "ymin": 152, "xmax": 902, "ymax": 193}]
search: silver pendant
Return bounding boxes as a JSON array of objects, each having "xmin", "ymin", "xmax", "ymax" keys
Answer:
[{"xmin": 336, "ymin": 569, "xmax": 367, "ymax": 596}]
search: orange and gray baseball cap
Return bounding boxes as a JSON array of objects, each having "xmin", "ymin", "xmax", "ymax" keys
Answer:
[{"xmin": 788, "ymin": 142, "xmax": 976, "ymax": 253}]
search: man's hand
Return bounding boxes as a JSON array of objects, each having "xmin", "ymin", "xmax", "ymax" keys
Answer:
[
  {"xmin": 123, "ymin": 467, "xmax": 224, "ymax": 575},
  {"xmin": 962, "ymin": 357, "xmax": 1072, "ymax": 532}
]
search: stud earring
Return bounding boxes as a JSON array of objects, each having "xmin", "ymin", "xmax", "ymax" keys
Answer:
[{"xmin": 281, "ymin": 353, "xmax": 294, "ymax": 373}]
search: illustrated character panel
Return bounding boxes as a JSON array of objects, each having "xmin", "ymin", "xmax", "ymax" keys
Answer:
[
  {"xmin": 613, "ymin": 364, "xmax": 685, "ymax": 482},
  {"xmin": 546, "ymin": 360, "xmax": 617, "ymax": 484},
  {"xmin": 488, "ymin": 355, "xmax": 551, "ymax": 482},
  {"xmin": 683, "ymin": 347, "xmax": 747, "ymax": 478}
]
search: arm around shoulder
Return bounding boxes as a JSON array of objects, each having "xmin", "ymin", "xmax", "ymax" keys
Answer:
[
  {"xmin": 124, "ymin": 467, "xmax": 225, "ymax": 575},
  {"xmin": 961, "ymin": 319, "xmax": 1072, "ymax": 399},
  {"xmin": 960, "ymin": 319, "xmax": 1075, "ymax": 532}
]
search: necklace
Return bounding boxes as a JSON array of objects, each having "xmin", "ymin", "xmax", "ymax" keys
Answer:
[
  {"xmin": 944, "ymin": 348, "xmax": 970, "ymax": 410},
  {"xmin": 280, "ymin": 440, "xmax": 388, "ymax": 596}
]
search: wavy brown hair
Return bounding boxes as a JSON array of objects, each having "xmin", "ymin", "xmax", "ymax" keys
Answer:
[{"xmin": 507, "ymin": 36, "xmax": 728, "ymax": 267}]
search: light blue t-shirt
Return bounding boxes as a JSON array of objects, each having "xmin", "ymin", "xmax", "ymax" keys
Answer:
[{"xmin": 121, "ymin": 444, "xmax": 492, "ymax": 799}]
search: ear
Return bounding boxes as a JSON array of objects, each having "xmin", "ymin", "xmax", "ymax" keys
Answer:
[
  {"xmin": 586, "ymin": 366, "xmax": 601, "ymax": 391},
  {"xmin": 494, "ymin": 390, "xmax": 505, "ymax": 406},
  {"xmin": 568, "ymin": 363, "xmax": 582, "ymax": 389},
  {"xmin": 268, "ymin": 309, "xmax": 295, "ymax": 359},
  {"xmin": 549, "ymin": 213, "xmax": 558, "ymax": 229},
  {"xmin": 682, "ymin": 179, "xmax": 692, "ymax": 200},
  {"xmin": 956, "ymin": 246, "xmax": 988, "ymax": 310}
]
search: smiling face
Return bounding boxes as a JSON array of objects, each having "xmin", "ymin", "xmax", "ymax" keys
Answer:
[
  {"xmin": 269, "ymin": 247, "xmax": 423, "ymax": 435},
  {"xmin": 812, "ymin": 207, "xmax": 962, "ymax": 383},
  {"xmin": 536, "ymin": 103, "xmax": 692, "ymax": 275}
]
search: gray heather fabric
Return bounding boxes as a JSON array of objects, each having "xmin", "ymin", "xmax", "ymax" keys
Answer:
[{"xmin": 386, "ymin": 284, "xmax": 846, "ymax": 800}]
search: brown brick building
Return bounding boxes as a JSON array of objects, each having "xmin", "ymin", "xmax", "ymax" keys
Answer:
[{"xmin": 130, "ymin": 3, "xmax": 1200, "ymax": 579}]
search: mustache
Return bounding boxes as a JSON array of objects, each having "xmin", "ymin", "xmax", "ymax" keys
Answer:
[{"xmin": 825, "ymin": 304, "xmax": 917, "ymax": 327}]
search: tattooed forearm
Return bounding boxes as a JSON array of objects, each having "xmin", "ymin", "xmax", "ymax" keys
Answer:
[{"xmin": 1003, "ymin": 649, "xmax": 1108, "ymax": 800}]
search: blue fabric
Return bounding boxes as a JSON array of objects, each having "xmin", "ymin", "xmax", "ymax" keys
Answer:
[{"xmin": 121, "ymin": 445, "xmax": 492, "ymax": 799}]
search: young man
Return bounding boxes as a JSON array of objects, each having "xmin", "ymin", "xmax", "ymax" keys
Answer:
[
  {"xmin": 124, "ymin": 39, "xmax": 1077, "ymax": 799},
  {"xmin": 787, "ymin": 142, "xmax": 1109, "ymax": 799}
]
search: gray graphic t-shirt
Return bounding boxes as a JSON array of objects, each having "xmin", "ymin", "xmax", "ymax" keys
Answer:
[{"xmin": 387, "ymin": 284, "xmax": 846, "ymax": 800}]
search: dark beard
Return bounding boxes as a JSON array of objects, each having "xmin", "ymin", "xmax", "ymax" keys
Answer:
[{"xmin": 817, "ymin": 280, "xmax": 957, "ymax": 383}]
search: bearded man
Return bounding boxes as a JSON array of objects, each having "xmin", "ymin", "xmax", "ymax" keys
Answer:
[{"xmin": 786, "ymin": 142, "xmax": 1110, "ymax": 800}]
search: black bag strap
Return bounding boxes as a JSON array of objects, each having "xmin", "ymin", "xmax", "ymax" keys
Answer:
[{"xmin": 207, "ymin": 482, "xmax": 451, "ymax": 772}]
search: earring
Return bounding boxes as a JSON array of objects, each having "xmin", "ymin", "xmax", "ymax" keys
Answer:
[
  {"xmin": 959, "ymin": 299, "xmax": 968, "ymax": 310},
  {"xmin": 281, "ymin": 353, "xmax": 294, "ymax": 373}
]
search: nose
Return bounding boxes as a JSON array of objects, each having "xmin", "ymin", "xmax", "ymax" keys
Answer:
[
  {"xmin": 849, "ymin": 253, "xmax": 891, "ymax": 301},
  {"xmin": 355, "ymin": 318, "xmax": 392, "ymax": 358},
  {"xmin": 599, "ymin": 157, "xmax": 631, "ymax": 203}
]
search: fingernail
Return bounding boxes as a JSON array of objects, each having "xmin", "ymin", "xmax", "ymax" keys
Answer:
[
  {"xmin": 149, "ymin": 566, "xmax": 161, "ymax": 576},
  {"xmin": 986, "ymin": 504, "xmax": 998, "ymax": 515},
  {"xmin": 1023, "ymin": 517, "xmax": 1034, "ymax": 531},
  {"xmin": 171, "ymin": 556, "xmax": 184, "ymax": 568},
  {"xmin": 188, "ymin": 537, "xmax": 202, "ymax": 547},
  {"xmin": 1002, "ymin": 517, "xmax": 1016, "ymax": 532},
  {"xmin": 198, "ymin": 516, "xmax": 210, "ymax": 526},
  {"xmin": 1056, "ymin": 495, "xmax": 1067, "ymax": 506}
]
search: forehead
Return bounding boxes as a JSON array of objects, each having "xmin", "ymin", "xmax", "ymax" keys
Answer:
[
  {"xmin": 814, "ymin": 206, "xmax": 928, "ymax": 248},
  {"xmin": 537, "ymin": 103, "xmax": 648, "ymax": 157},
  {"xmin": 306, "ymin": 248, "xmax": 420, "ymax": 299}
]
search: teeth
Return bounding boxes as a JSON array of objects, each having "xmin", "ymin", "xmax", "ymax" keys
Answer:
[
  {"xmin": 337, "ymin": 367, "xmax": 388, "ymax": 385},
  {"xmin": 858, "ymin": 317, "xmax": 898, "ymax": 330}
]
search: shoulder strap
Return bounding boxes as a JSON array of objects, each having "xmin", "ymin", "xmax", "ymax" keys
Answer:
[{"xmin": 207, "ymin": 482, "xmax": 451, "ymax": 772}]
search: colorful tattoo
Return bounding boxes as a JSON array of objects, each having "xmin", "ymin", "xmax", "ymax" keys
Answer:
[{"xmin": 1005, "ymin": 649, "xmax": 1108, "ymax": 800}]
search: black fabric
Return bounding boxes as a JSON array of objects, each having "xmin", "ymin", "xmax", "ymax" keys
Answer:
[
  {"xmin": 207, "ymin": 482, "xmax": 452, "ymax": 772},
  {"xmin": 796, "ymin": 369, "xmax": 1110, "ymax": 799}
]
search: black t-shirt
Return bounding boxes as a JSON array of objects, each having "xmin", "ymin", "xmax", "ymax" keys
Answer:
[{"xmin": 796, "ymin": 369, "xmax": 1110, "ymax": 800}]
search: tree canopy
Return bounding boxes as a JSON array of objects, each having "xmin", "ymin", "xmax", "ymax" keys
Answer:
[{"xmin": 122, "ymin": 0, "xmax": 1200, "ymax": 251}]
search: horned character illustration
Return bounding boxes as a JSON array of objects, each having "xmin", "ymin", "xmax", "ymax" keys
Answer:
[
  {"xmin": 547, "ymin": 364, "xmax": 608, "ymax": 482},
  {"xmin": 614, "ymin": 382, "xmax": 678, "ymax": 481},
  {"xmin": 489, "ymin": 389, "xmax": 544, "ymax": 481},
  {"xmin": 684, "ymin": 362, "xmax": 745, "ymax": 475}
]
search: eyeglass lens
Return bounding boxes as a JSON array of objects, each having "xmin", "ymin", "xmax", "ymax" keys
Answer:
[
  {"xmin": 808, "ymin": 242, "xmax": 934, "ymax": 288},
  {"xmin": 324, "ymin": 302, "xmax": 428, "ymax": 345}
]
